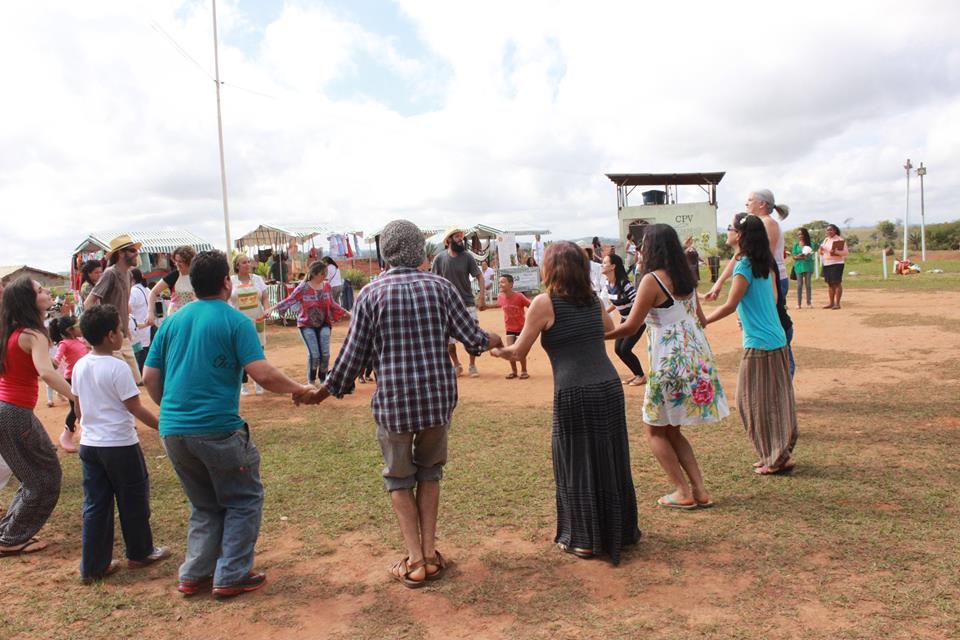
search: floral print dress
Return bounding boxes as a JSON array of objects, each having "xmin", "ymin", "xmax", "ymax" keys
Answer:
[{"xmin": 642, "ymin": 273, "xmax": 729, "ymax": 426}]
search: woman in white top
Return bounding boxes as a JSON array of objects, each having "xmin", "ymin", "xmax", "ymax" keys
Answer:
[
  {"xmin": 322, "ymin": 256, "xmax": 343, "ymax": 306},
  {"xmin": 146, "ymin": 245, "xmax": 196, "ymax": 326},
  {"xmin": 481, "ymin": 259, "xmax": 496, "ymax": 304},
  {"xmin": 128, "ymin": 268, "xmax": 152, "ymax": 373},
  {"xmin": 230, "ymin": 254, "xmax": 269, "ymax": 395}
]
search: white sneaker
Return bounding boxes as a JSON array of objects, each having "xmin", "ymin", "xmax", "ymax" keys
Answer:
[
  {"xmin": 254, "ymin": 383, "xmax": 264, "ymax": 395},
  {"xmin": 468, "ymin": 365, "xmax": 479, "ymax": 378},
  {"xmin": 240, "ymin": 385, "xmax": 251, "ymax": 396}
]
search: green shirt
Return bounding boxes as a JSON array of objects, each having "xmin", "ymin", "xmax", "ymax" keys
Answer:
[
  {"xmin": 145, "ymin": 299, "xmax": 264, "ymax": 436},
  {"xmin": 791, "ymin": 242, "xmax": 815, "ymax": 274}
]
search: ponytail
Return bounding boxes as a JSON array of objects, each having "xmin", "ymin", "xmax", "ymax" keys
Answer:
[{"xmin": 774, "ymin": 204, "xmax": 790, "ymax": 220}]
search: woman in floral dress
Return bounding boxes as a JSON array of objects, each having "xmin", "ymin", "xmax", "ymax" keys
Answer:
[{"xmin": 607, "ymin": 224, "xmax": 728, "ymax": 509}]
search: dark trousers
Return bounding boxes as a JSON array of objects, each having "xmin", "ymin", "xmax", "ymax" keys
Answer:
[
  {"xmin": 79, "ymin": 444, "xmax": 154, "ymax": 579},
  {"xmin": 65, "ymin": 378, "xmax": 77, "ymax": 432},
  {"xmin": 134, "ymin": 346, "xmax": 149, "ymax": 374},
  {"xmin": 614, "ymin": 322, "xmax": 646, "ymax": 377}
]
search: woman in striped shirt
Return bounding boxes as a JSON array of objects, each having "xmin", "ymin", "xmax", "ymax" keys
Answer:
[{"xmin": 601, "ymin": 253, "xmax": 646, "ymax": 386}]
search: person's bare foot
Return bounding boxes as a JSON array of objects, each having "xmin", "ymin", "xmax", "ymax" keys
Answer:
[
  {"xmin": 59, "ymin": 430, "xmax": 78, "ymax": 453},
  {"xmin": 822, "ymin": 304, "xmax": 834, "ymax": 309}
]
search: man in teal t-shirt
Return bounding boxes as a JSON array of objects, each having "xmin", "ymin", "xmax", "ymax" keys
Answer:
[{"xmin": 143, "ymin": 251, "xmax": 312, "ymax": 599}]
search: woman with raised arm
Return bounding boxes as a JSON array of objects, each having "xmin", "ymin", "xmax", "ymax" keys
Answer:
[
  {"xmin": 608, "ymin": 225, "xmax": 728, "ymax": 509},
  {"xmin": 0, "ymin": 277, "xmax": 73, "ymax": 556},
  {"xmin": 704, "ymin": 214, "xmax": 798, "ymax": 475},
  {"xmin": 491, "ymin": 241, "xmax": 640, "ymax": 564},
  {"xmin": 146, "ymin": 245, "xmax": 197, "ymax": 326},
  {"xmin": 262, "ymin": 261, "xmax": 349, "ymax": 385},
  {"xmin": 706, "ymin": 189, "xmax": 794, "ymax": 374}
]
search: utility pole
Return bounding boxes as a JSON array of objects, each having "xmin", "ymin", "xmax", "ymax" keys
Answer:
[
  {"xmin": 212, "ymin": 0, "xmax": 232, "ymax": 265},
  {"xmin": 902, "ymin": 158, "xmax": 912, "ymax": 261},
  {"xmin": 917, "ymin": 162, "xmax": 927, "ymax": 262}
]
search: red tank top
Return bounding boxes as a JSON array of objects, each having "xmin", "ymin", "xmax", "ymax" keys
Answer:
[{"xmin": 0, "ymin": 329, "xmax": 40, "ymax": 409}]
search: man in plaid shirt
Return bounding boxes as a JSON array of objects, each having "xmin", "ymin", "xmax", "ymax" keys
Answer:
[{"xmin": 301, "ymin": 219, "xmax": 502, "ymax": 588}]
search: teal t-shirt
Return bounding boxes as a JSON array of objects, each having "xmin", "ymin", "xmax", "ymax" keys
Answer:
[
  {"xmin": 145, "ymin": 299, "xmax": 265, "ymax": 436},
  {"xmin": 734, "ymin": 257, "xmax": 787, "ymax": 351}
]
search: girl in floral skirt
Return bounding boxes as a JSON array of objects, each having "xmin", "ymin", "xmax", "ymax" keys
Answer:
[{"xmin": 606, "ymin": 224, "xmax": 729, "ymax": 509}]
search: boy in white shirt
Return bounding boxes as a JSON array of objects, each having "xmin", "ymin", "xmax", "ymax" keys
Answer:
[{"xmin": 73, "ymin": 304, "xmax": 170, "ymax": 583}]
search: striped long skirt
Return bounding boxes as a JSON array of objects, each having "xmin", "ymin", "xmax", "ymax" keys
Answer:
[{"xmin": 736, "ymin": 347, "xmax": 798, "ymax": 468}]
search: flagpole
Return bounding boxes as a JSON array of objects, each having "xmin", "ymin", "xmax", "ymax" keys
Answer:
[{"xmin": 212, "ymin": 0, "xmax": 232, "ymax": 264}]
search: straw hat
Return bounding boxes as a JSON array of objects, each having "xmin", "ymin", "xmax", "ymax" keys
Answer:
[
  {"xmin": 442, "ymin": 226, "xmax": 465, "ymax": 245},
  {"xmin": 107, "ymin": 234, "xmax": 142, "ymax": 256}
]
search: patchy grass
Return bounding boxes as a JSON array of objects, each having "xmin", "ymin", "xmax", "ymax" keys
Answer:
[{"xmin": 2, "ymin": 337, "xmax": 960, "ymax": 638}]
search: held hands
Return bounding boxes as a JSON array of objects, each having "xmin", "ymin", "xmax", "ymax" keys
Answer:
[
  {"xmin": 292, "ymin": 384, "xmax": 330, "ymax": 406},
  {"xmin": 703, "ymin": 288, "xmax": 720, "ymax": 302}
]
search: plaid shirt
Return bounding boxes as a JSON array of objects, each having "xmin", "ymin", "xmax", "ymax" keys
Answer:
[{"xmin": 324, "ymin": 267, "xmax": 489, "ymax": 433}]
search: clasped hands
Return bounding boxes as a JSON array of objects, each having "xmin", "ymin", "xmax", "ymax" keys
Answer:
[{"xmin": 292, "ymin": 384, "xmax": 330, "ymax": 406}]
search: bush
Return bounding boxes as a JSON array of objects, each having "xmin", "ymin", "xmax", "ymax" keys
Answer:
[{"xmin": 341, "ymin": 268, "xmax": 369, "ymax": 288}]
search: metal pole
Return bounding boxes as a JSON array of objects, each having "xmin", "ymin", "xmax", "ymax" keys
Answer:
[
  {"xmin": 212, "ymin": 0, "xmax": 232, "ymax": 267},
  {"xmin": 903, "ymin": 158, "xmax": 912, "ymax": 261},
  {"xmin": 917, "ymin": 163, "xmax": 927, "ymax": 262}
]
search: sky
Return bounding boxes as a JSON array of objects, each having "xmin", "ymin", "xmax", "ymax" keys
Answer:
[{"xmin": 2, "ymin": 0, "xmax": 958, "ymax": 272}]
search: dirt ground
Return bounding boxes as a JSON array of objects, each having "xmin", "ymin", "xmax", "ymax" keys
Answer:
[{"xmin": 10, "ymin": 285, "xmax": 960, "ymax": 639}]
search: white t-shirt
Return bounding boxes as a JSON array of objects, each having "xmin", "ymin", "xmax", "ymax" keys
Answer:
[
  {"xmin": 327, "ymin": 264, "xmax": 343, "ymax": 288},
  {"xmin": 71, "ymin": 354, "xmax": 140, "ymax": 447},
  {"xmin": 482, "ymin": 266, "xmax": 495, "ymax": 290},
  {"xmin": 533, "ymin": 240, "xmax": 545, "ymax": 264},
  {"xmin": 129, "ymin": 283, "xmax": 152, "ymax": 347}
]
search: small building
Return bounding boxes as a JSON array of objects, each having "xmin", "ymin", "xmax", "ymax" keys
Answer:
[
  {"xmin": 0, "ymin": 265, "xmax": 68, "ymax": 289},
  {"xmin": 606, "ymin": 172, "xmax": 726, "ymax": 251}
]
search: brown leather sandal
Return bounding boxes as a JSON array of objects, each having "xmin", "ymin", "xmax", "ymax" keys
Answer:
[
  {"xmin": 425, "ymin": 550, "xmax": 447, "ymax": 581},
  {"xmin": 390, "ymin": 557, "xmax": 427, "ymax": 589}
]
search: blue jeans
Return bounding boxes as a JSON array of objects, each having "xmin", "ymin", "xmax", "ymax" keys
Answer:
[
  {"xmin": 778, "ymin": 277, "xmax": 795, "ymax": 377},
  {"xmin": 162, "ymin": 426, "xmax": 263, "ymax": 587},
  {"xmin": 79, "ymin": 444, "xmax": 154, "ymax": 579},
  {"xmin": 299, "ymin": 325, "xmax": 331, "ymax": 383}
]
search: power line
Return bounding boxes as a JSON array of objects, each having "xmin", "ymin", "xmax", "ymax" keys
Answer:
[{"xmin": 149, "ymin": 20, "xmax": 214, "ymax": 82}]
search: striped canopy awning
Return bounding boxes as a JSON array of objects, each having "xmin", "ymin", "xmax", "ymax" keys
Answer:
[{"xmin": 73, "ymin": 230, "xmax": 215, "ymax": 256}]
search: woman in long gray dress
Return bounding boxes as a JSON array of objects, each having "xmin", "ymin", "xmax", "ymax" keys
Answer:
[{"xmin": 492, "ymin": 241, "xmax": 640, "ymax": 564}]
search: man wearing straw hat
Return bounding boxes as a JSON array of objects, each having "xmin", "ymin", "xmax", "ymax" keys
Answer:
[
  {"xmin": 83, "ymin": 234, "xmax": 143, "ymax": 384},
  {"xmin": 431, "ymin": 227, "xmax": 486, "ymax": 377}
]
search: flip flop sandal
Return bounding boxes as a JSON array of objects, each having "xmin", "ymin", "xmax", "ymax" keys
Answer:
[
  {"xmin": 656, "ymin": 494, "xmax": 698, "ymax": 510},
  {"xmin": 518, "ymin": 372, "xmax": 529, "ymax": 379},
  {"xmin": 390, "ymin": 557, "xmax": 427, "ymax": 589},
  {"xmin": 425, "ymin": 550, "xmax": 447, "ymax": 581},
  {"xmin": 0, "ymin": 537, "xmax": 47, "ymax": 558},
  {"xmin": 505, "ymin": 372, "xmax": 517, "ymax": 379},
  {"xmin": 695, "ymin": 500, "xmax": 715, "ymax": 509},
  {"xmin": 628, "ymin": 376, "xmax": 647, "ymax": 386},
  {"xmin": 557, "ymin": 543, "xmax": 595, "ymax": 559}
]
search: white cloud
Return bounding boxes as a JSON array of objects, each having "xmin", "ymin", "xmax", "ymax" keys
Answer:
[{"xmin": 1, "ymin": 0, "xmax": 958, "ymax": 272}]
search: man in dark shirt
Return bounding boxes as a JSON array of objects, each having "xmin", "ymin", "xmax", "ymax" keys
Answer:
[
  {"xmin": 431, "ymin": 227, "xmax": 486, "ymax": 377},
  {"xmin": 299, "ymin": 220, "xmax": 501, "ymax": 588}
]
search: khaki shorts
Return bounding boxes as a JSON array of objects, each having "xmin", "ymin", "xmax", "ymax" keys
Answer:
[
  {"xmin": 113, "ymin": 336, "xmax": 142, "ymax": 385},
  {"xmin": 448, "ymin": 306, "xmax": 479, "ymax": 345},
  {"xmin": 376, "ymin": 423, "xmax": 449, "ymax": 492}
]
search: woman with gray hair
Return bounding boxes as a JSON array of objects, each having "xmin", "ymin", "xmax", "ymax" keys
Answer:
[{"xmin": 705, "ymin": 190, "xmax": 795, "ymax": 375}]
